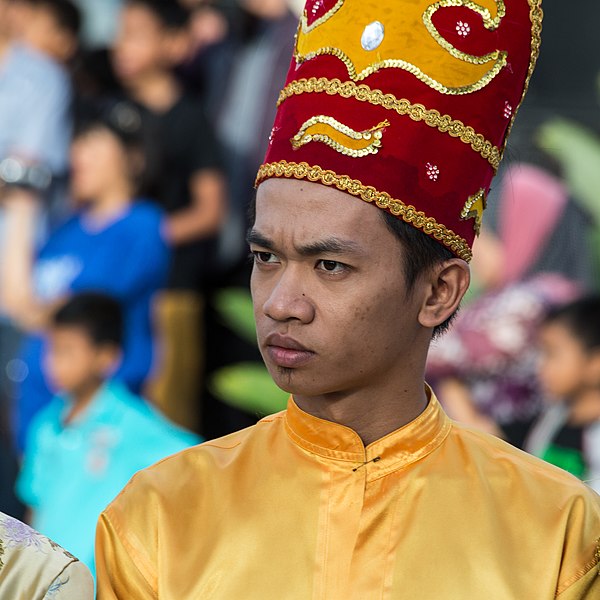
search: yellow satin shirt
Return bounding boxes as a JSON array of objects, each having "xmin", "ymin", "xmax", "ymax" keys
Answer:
[{"xmin": 96, "ymin": 390, "xmax": 600, "ymax": 599}]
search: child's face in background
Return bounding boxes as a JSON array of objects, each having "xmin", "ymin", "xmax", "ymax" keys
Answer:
[
  {"xmin": 113, "ymin": 4, "xmax": 166, "ymax": 82},
  {"xmin": 45, "ymin": 326, "xmax": 120, "ymax": 397},
  {"xmin": 70, "ymin": 127, "xmax": 134, "ymax": 204},
  {"xmin": 538, "ymin": 322, "xmax": 593, "ymax": 401}
]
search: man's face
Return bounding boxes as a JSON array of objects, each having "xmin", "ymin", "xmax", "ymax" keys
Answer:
[{"xmin": 250, "ymin": 179, "xmax": 426, "ymax": 399}]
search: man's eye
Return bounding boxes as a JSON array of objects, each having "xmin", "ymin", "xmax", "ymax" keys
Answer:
[
  {"xmin": 317, "ymin": 260, "xmax": 346, "ymax": 273},
  {"xmin": 253, "ymin": 251, "xmax": 278, "ymax": 264}
]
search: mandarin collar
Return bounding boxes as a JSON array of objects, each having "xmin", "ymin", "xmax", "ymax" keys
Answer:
[{"xmin": 284, "ymin": 386, "xmax": 451, "ymax": 478}]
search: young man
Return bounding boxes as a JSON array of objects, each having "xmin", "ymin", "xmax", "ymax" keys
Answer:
[{"xmin": 96, "ymin": 1, "xmax": 600, "ymax": 598}]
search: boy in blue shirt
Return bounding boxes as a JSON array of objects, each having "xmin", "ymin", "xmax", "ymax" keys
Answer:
[{"xmin": 17, "ymin": 292, "xmax": 200, "ymax": 575}]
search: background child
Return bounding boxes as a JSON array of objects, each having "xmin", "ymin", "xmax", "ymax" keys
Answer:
[
  {"xmin": 525, "ymin": 296, "xmax": 600, "ymax": 493},
  {"xmin": 16, "ymin": 292, "xmax": 200, "ymax": 575}
]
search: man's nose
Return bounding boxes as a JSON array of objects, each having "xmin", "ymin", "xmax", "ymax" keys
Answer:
[{"xmin": 262, "ymin": 268, "xmax": 315, "ymax": 324}]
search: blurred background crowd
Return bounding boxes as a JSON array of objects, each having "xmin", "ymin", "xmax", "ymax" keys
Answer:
[{"xmin": 0, "ymin": 0, "xmax": 599, "ymax": 578}]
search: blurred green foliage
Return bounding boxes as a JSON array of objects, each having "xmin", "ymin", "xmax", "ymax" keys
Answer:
[
  {"xmin": 209, "ymin": 288, "xmax": 288, "ymax": 416},
  {"xmin": 536, "ymin": 113, "xmax": 600, "ymax": 263},
  {"xmin": 210, "ymin": 363, "xmax": 289, "ymax": 416}
]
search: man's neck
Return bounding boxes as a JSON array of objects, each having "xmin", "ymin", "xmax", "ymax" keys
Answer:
[
  {"xmin": 294, "ymin": 377, "xmax": 429, "ymax": 447},
  {"xmin": 85, "ymin": 185, "xmax": 134, "ymax": 225},
  {"xmin": 126, "ymin": 70, "xmax": 181, "ymax": 114}
]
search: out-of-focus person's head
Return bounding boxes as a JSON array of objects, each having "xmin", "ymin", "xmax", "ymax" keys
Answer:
[
  {"xmin": 471, "ymin": 164, "xmax": 570, "ymax": 290},
  {"xmin": 113, "ymin": 0, "xmax": 191, "ymax": 83},
  {"xmin": 240, "ymin": 0, "xmax": 289, "ymax": 19},
  {"xmin": 0, "ymin": 0, "xmax": 36, "ymax": 41},
  {"xmin": 45, "ymin": 293, "xmax": 123, "ymax": 396},
  {"xmin": 538, "ymin": 297, "xmax": 600, "ymax": 402},
  {"xmin": 22, "ymin": 0, "xmax": 81, "ymax": 62},
  {"xmin": 71, "ymin": 100, "xmax": 157, "ymax": 204}
]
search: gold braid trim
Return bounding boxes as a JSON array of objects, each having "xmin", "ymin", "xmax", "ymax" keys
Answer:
[
  {"xmin": 278, "ymin": 78, "xmax": 501, "ymax": 171},
  {"xmin": 256, "ymin": 160, "xmax": 472, "ymax": 262}
]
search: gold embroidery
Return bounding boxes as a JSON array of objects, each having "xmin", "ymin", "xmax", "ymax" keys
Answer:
[
  {"xmin": 292, "ymin": 116, "xmax": 390, "ymax": 158},
  {"xmin": 0, "ymin": 538, "xmax": 4, "ymax": 571},
  {"xmin": 460, "ymin": 188, "xmax": 486, "ymax": 235},
  {"xmin": 295, "ymin": 0, "xmax": 507, "ymax": 94},
  {"xmin": 256, "ymin": 160, "xmax": 472, "ymax": 261},
  {"xmin": 423, "ymin": 1, "xmax": 505, "ymax": 62},
  {"xmin": 501, "ymin": 0, "xmax": 543, "ymax": 156},
  {"xmin": 301, "ymin": 0, "xmax": 344, "ymax": 33},
  {"xmin": 279, "ymin": 78, "xmax": 501, "ymax": 170}
]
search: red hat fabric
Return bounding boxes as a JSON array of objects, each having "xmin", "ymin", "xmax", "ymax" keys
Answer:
[{"xmin": 256, "ymin": 0, "xmax": 543, "ymax": 261}]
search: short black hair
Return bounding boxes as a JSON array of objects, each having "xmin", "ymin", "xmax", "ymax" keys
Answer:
[
  {"xmin": 52, "ymin": 292, "xmax": 124, "ymax": 348},
  {"xmin": 73, "ymin": 98, "xmax": 162, "ymax": 198},
  {"xmin": 380, "ymin": 211, "xmax": 458, "ymax": 338},
  {"xmin": 36, "ymin": 0, "xmax": 81, "ymax": 38},
  {"xmin": 126, "ymin": 0, "xmax": 191, "ymax": 29},
  {"xmin": 544, "ymin": 296, "xmax": 600, "ymax": 352},
  {"xmin": 247, "ymin": 194, "xmax": 459, "ymax": 338}
]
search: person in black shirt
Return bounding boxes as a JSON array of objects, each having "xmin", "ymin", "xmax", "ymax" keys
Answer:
[{"xmin": 112, "ymin": 0, "xmax": 226, "ymax": 432}]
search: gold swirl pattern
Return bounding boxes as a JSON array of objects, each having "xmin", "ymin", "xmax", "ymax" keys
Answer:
[
  {"xmin": 295, "ymin": 0, "xmax": 508, "ymax": 94},
  {"xmin": 256, "ymin": 160, "xmax": 473, "ymax": 261},
  {"xmin": 278, "ymin": 78, "xmax": 501, "ymax": 170},
  {"xmin": 292, "ymin": 115, "xmax": 390, "ymax": 158}
]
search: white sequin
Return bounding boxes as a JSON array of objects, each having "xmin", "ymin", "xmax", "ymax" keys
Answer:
[
  {"xmin": 456, "ymin": 21, "xmax": 471, "ymax": 37},
  {"xmin": 426, "ymin": 162, "xmax": 440, "ymax": 181},
  {"xmin": 311, "ymin": 0, "xmax": 324, "ymax": 16},
  {"xmin": 361, "ymin": 21, "xmax": 385, "ymax": 51},
  {"xmin": 503, "ymin": 101, "xmax": 513, "ymax": 119}
]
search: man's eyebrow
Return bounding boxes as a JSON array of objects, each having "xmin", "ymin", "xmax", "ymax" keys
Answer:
[
  {"xmin": 246, "ymin": 230, "xmax": 275, "ymax": 250},
  {"xmin": 247, "ymin": 230, "xmax": 364, "ymax": 257},
  {"xmin": 295, "ymin": 238, "xmax": 364, "ymax": 257}
]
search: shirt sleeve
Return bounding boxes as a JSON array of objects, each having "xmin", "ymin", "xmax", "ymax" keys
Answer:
[
  {"xmin": 555, "ymin": 490, "xmax": 600, "ymax": 598},
  {"xmin": 8, "ymin": 63, "xmax": 71, "ymax": 174},
  {"xmin": 555, "ymin": 556, "xmax": 600, "ymax": 599},
  {"xmin": 188, "ymin": 104, "xmax": 223, "ymax": 174},
  {"xmin": 95, "ymin": 509, "xmax": 157, "ymax": 600},
  {"xmin": 44, "ymin": 560, "xmax": 94, "ymax": 600}
]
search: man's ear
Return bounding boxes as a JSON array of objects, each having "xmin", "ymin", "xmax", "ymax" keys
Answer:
[{"xmin": 417, "ymin": 259, "xmax": 470, "ymax": 329}]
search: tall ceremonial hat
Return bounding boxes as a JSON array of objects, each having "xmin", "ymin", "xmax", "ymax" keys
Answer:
[{"xmin": 256, "ymin": 0, "xmax": 543, "ymax": 261}]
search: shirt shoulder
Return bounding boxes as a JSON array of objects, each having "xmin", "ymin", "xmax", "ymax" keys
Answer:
[
  {"xmin": 0, "ymin": 512, "xmax": 93, "ymax": 599},
  {"xmin": 107, "ymin": 412, "xmax": 285, "ymax": 509},
  {"xmin": 450, "ymin": 422, "xmax": 600, "ymax": 498},
  {"xmin": 449, "ymin": 423, "xmax": 600, "ymax": 593}
]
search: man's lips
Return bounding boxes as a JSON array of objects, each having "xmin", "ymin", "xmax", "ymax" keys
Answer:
[{"xmin": 264, "ymin": 334, "xmax": 315, "ymax": 368}]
